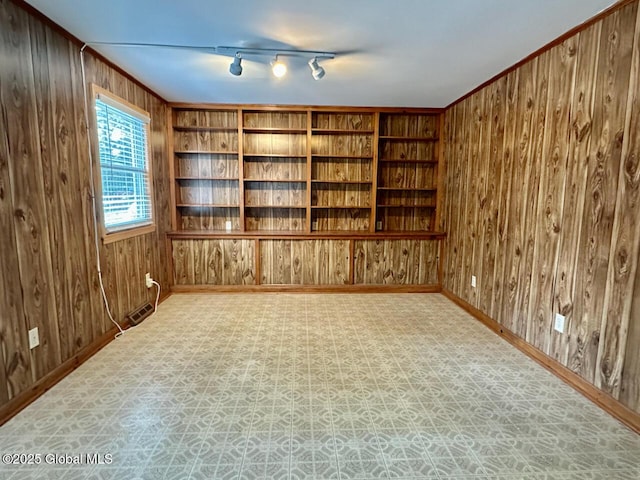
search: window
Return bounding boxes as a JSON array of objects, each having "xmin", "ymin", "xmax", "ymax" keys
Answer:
[{"xmin": 93, "ymin": 87, "xmax": 154, "ymax": 242}]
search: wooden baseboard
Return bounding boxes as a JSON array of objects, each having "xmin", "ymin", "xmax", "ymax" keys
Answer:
[
  {"xmin": 0, "ymin": 325, "xmax": 118, "ymax": 427},
  {"xmin": 442, "ymin": 289, "xmax": 640, "ymax": 435},
  {"xmin": 171, "ymin": 284, "xmax": 442, "ymax": 293},
  {"xmin": 0, "ymin": 290, "xmax": 172, "ymax": 427}
]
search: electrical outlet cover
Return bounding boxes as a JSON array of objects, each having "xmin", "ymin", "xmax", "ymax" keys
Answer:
[
  {"xmin": 554, "ymin": 313, "xmax": 565, "ymax": 333},
  {"xmin": 29, "ymin": 327, "xmax": 40, "ymax": 349},
  {"xmin": 471, "ymin": 275, "xmax": 477, "ymax": 288},
  {"xmin": 225, "ymin": 220, "xmax": 232, "ymax": 231}
]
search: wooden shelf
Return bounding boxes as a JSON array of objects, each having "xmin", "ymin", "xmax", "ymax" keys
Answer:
[
  {"xmin": 177, "ymin": 204, "xmax": 240, "ymax": 208},
  {"xmin": 312, "ymin": 180, "xmax": 372, "ymax": 184},
  {"xmin": 312, "ymin": 129, "xmax": 374, "ymax": 134},
  {"xmin": 378, "ymin": 187, "xmax": 437, "ymax": 191},
  {"xmin": 377, "ymin": 204, "xmax": 436, "ymax": 208},
  {"xmin": 312, "ymin": 205, "xmax": 371, "ymax": 209},
  {"xmin": 171, "ymin": 107, "xmax": 442, "ymax": 235},
  {"xmin": 244, "ymin": 153, "xmax": 307, "ymax": 158},
  {"xmin": 176, "ymin": 177, "xmax": 238, "ymax": 181},
  {"xmin": 379, "ymin": 136, "xmax": 438, "ymax": 141},
  {"xmin": 245, "ymin": 205, "xmax": 307, "ymax": 209},
  {"xmin": 244, "ymin": 178, "xmax": 307, "ymax": 183},
  {"xmin": 175, "ymin": 150, "xmax": 238, "ymax": 155},
  {"xmin": 169, "ymin": 230, "xmax": 446, "ymax": 240},
  {"xmin": 243, "ymin": 127, "xmax": 307, "ymax": 134},
  {"xmin": 379, "ymin": 158, "xmax": 437, "ymax": 163},
  {"xmin": 311, "ymin": 154, "xmax": 373, "ymax": 159},
  {"xmin": 173, "ymin": 126, "xmax": 237, "ymax": 132}
]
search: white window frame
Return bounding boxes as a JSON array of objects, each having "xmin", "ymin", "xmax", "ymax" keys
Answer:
[{"xmin": 92, "ymin": 85, "xmax": 155, "ymax": 244}]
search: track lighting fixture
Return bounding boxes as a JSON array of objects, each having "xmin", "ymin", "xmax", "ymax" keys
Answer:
[
  {"xmin": 308, "ymin": 57, "xmax": 325, "ymax": 80},
  {"xmin": 217, "ymin": 46, "xmax": 335, "ymax": 80},
  {"xmin": 229, "ymin": 53, "xmax": 242, "ymax": 76},
  {"xmin": 84, "ymin": 43, "xmax": 336, "ymax": 80},
  {"xmin": 271, "ymin": 56, "xmax": 287, "ymax": 78}
]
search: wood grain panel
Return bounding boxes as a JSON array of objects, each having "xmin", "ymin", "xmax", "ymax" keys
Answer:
[
  {"xmin": 556, "ymin": 24, "xmax": 601, "ymax": 368},
  {"xmin": 244, "ymin": 111, "xmax": 306, "ymax": 129},
  {"xmin": 0, "ymin": 0, "xmax": 171, "ymax": 414},
  {"xmin": 312, "ymin": 208, "xmax": 370, "ymax": 231},
  {"xmin": 312, "ymin": 113, "xmax": 373, "ymax": 131},
  {"xmin": 245, "ymin": 207, "xmax": 306, "ymax": 231},
  {"xmin": 311, "ymin": 157, "xmax": 372, "ymax": 182},
  {"xmin": 2, "ymin": 3, "xmax": 61, "ymax": 381},
  {"xmin": 379, "ymin": 114, "xmax": 439, "ymax": 137},
  {"xmin": 179, "ymin": 207, "xmax": 240, "ymax": 231},
  {"xmin": 620, "ymin": 8, "xmax": 640, "ymax": 412},
  {"xmin": 526, "ymin": 38, "xmax": 577, "ymax": 356},
  {"xmin": 172, "ymin": 239, "xmax": 255, "ymax": 285},
  {"xmin": 576, "ymin": 4, "xmax": 636, "ymax": 386},
  {"xmin": 312, "ymin": 134, "xmax": 372, "ymax": 157},
  {"xmin": 443, "ymin": 0, "xmax": 640, "ymax": 416},
  {"xmin": 244, "ymin": 157, "xmax": 306, "ymax": 181},
  {"xmin": 353, "ymin": 239, "xmax": 439, "ymax": 285},
  {"xmin": 491, "ymin": 69, "xmax": 519, "ymax": 322},
  {"xmin": 597, "ymin": 2, "xmax": 640, "ymax": 396},
  {"xmin": 174, "ymin": 109, "xmax": 237, "ymax": 128},
  {"xmin": 479, "ymin": 77, "xmax": 506, "ymax": 316},
  {"xmin": 0, "ymin": 13, "xmax": 32, "ymax": 400},
  {"xmin": 260, "ymin": 239, "xmax": 349, "ymax": 285},
  {"xmin": 244, "ymin": 133, "xmax": 306, "ymax": 156}
]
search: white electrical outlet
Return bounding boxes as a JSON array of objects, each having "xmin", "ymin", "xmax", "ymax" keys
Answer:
[
  {"xmin": 376, "ymin": 221, "xmax": 383, "ymax": 230},
  {"xmin": 312, "ymin": 221, "xmax": 318, "ymax": 230},
  {"xmin": 225, "ymin": 220, "xmax": 232, "ymax": 231},
  {"xmin": 471, "ymin": 275, "xmax": 477, "ymax": 288},
  {"xmin": 554, "ymin": 313, "xmax": 565, "ymax": 333},
  {"xmin": 29, "ymin": 327, "xmax": 40, "ymax": 349},
  {"xmin": 145, "ymin": 273, "xmax": 153, "ymax": 289}
]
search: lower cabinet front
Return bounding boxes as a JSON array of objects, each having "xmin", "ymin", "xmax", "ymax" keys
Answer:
[{"xmin": 171, "ymin": 237, "xmax": 441, "ymax": 288}]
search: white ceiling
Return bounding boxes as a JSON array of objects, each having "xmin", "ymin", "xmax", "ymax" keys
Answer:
[{"xmin": 26, "ymin": 0, "xmax": 615, "ymax": 107}]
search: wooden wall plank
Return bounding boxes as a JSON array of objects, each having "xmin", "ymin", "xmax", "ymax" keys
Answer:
[
  {"xmin": 353, "ymin": 239, "xmax": 439, "ymax": 285},
  {"xmin": 0, "ymin": 1, "xmax": 32, "ymax": 400},
  {"xmin": 2, "ymin": 2, "xmax": 61, "ymax": 381},
  {"xmin": 556, "ymin": 24, "xmax": 601, "ymax": 367},
  {"xmin": 498, "ymin": 59, "xmax": 537, "ymax": 336},
  {"xmin": 479, "ymin": 77, "xmax": 506, "ymax": 315},
  {"xmin": 442, "ymin": 0, "xmax": 640, "ymax": 416},
  {"xmin": 28, "ymin": 17, "xmax": 74, "ymax": 362},
  {"xmin": 519, "ymin": 51, "xmax": 549, "ymax": 343},
  {"xmin": 597, "ymin": 2, "xmax": 640, "ymax": 396},
  {"xmin": 620, "ymin": 7, "xmax": 640, "ymax": 413},
  {"xmin": 258, "ymin": 239, "xmax": 349, "ymax": 285},
  {"xmin": 527, "ymin": 37, "xmax": 577, "ymax": 356},
  {"xmin": 491, "ymin": 69, "xmax": 519, "ymax": 323},
  {"xmin": 0, "ymin": 0, "xmax": 171, "ymax": 412},
  {"xmin": 574, "ymin": 4, "xmax": 636, "ymax": 385}
]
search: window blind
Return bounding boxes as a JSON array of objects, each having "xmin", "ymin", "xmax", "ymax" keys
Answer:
[{"xmin": 95, "ymin": 98, "xmax": 152, "ymax": 232}]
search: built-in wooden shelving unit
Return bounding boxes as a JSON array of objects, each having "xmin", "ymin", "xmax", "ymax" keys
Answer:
[
  {"xmin": 167, "ymin": 105, "xmax": 445, "ymax": 289},
  {"xmin": 376, "ymin": 112, "xmax": 441, "ymax": 232}
]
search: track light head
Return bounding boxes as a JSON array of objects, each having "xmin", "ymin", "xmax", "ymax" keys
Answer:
[
  {"xmin": 271, "ymin": 56, "xmax": 287, "ymax": 78},
  {"xmin": 308, "ymin": 57, "xmax": 325, "ymax": 80},
  {"xmin": 229, "ymin": 53, "xmax": 242, "ymax": 76}
]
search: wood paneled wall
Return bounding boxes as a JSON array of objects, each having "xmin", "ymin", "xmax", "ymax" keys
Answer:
[
  {"xmin": 0, "ymin": 0, "xmax": 171, "ymax": 412},
  {"xmin": 170, "ymin": 237, "xmax": 441, "ymax": 288},
  {"xmin": 442, "ymin": 0, "xmax": 640, "ymax": 414}
]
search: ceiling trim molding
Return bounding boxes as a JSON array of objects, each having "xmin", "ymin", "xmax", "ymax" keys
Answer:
[
  {"xmin": 10, "ymin": 0, "xmax": 169, "ymax": 104},
  {"xmin": 167, "ymin": 103, "xmax": 445, "ymax": 113},
  {"xmin": 445, "ymin": 0, "xmax": 634, "ymax": 110}
]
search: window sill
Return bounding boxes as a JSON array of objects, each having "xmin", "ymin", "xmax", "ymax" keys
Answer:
[{"xmin": 102, "ymin": 223, "xmax": 156, "ymax": 244}]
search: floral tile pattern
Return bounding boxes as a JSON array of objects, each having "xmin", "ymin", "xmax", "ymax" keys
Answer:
[{"xmin": 0, "ymin": 293, "xmax": 638, "ymax": 479}]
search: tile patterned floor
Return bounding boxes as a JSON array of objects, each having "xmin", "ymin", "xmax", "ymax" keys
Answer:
[{"xmin": 0, "ymin": 293, "xmax": 639, "ymax": 479}]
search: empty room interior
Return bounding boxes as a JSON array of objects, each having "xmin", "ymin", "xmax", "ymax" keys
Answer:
[{"xmin": 1, "ymin": 0, "xmax": 640, "ymax": 478}]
